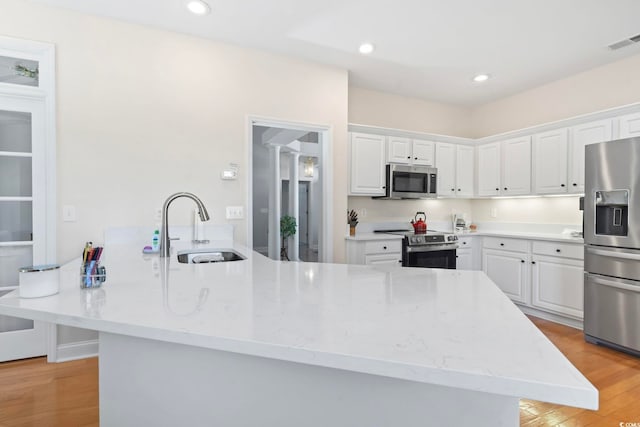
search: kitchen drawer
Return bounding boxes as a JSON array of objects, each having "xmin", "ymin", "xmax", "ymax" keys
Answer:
[
  {"xmin": 364, "ymin": 253, "xmax": 402, "ymax": 265},
  {"xmin": 482, "ymin": 237, "xmax": 528, "ymax": 253},
  {"xmin": 364, "ymin": 240, "xmax": 402, "ymax": 254},
  {"xmin": 532, "ymin": 241, "xmax": 583, "ymax": 260},
  {"xmin": 458, "ymin": 236, "xmax": 474, "ymax": 248}
]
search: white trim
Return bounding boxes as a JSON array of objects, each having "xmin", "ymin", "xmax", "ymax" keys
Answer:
[
  {"xmin": 0, "ymin": 241, "xmax": 34, "ymax": 247},
  {"xmin": 0, "ymin": 196, "xmax": 33, "ymax": 201},
  {"xmin": 46, "ymin": 322, "xmax": 57, "ymax": 362},
  {"xmin": 518, "ymin": 305, "xmax": 583, "ymax": 330},
  {"xmin": 0, "ymin": 151, "xmax": 32, "ymax": 157},
  {"xmin": 348, "ymin": 123, "xmax": 475, "ymax": 145},
  {"xmin": 55, "ymin": 339, "xmax": 99, "ymax": 362},
  {"xmin": 247, "ymin": 115, "xmax": 334, "ymax": 263}
]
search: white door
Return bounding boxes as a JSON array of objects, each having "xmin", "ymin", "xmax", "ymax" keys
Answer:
[
  {"xmin": 349, "ymin": 133, "xmax": 386, "ymax": 195},
  {"xmin": 411, "ymin": 139, "xmax": 435, "ymax": 166},
  {"xmin": 435, "ymin": 142, "xmax": 456, "ymax": 197},
  {"xmin": 482, "ymin": 249, "xmax": 529, "ymax": 304},
  {"xmin": 502, "ymin": 136, "xmax": 531, "ymax": 196},
  {"xmin": 618, "ymin": 112, "xmax": 640, "ymax": 138},
  {"xmin": 568, "ymin": 120, "xmax": 612, "ymax": 194},
  {"xmin": 476, "ymin": 142, "xmax": 501, "ymax": 196},
  {"xmin": 455, "ymin": 145, "xmax": 474, "ymax": 197},
  {"xmin": 533, "ymin": 129, "xmax": 568, "ymax": 194},
  {"xmin": 531, "ymin": 255, "xmax": 584, "ymax": 319},
  {"xmin": 0, "ymin": 95, "xmax": 48, "ymax": 361},
  {"xmin": 456, "ymin": 248, "xmax": 473, "ymax": 270},
  {"xmin": 386, "ymin": 136, "xmax": 411, "ymax": 164}
]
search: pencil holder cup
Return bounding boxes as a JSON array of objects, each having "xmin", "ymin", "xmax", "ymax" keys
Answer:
[{"xmin": 80, "ymin": 264, "xmax": 106, "ymax": 289}]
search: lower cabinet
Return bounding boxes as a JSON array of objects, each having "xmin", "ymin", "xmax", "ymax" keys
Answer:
[
  {"xmin": 531, "ymin": 255, "xmax": 584, "ymax": 319},
  {"xmin": 456, "ymin": 248, "xmax": 473, "ymax": 270},
  {"xmin": 346, "ymin": 238, "xmax": 402, "ymax": 266},
  {"xmin": 482, "ymin": 248, "xmax": 530, "ymax": 304}
]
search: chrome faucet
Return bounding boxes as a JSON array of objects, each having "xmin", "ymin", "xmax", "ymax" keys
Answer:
[{"xmin": 160, "ymin": 192, "xmax": 210, "ymax": 258}]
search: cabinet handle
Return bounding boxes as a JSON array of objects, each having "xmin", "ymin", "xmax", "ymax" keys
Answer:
[
  {"xmin": 521, "ymin": 260, "xmax": 525, "ymax": 263},
  {"xmin": 500, "ymin": 243, "xmax": 505, "ymax": 246},
  {"xmin": 572, "ymin": 183, "xmax": 577, "ymax": 187},
  {"xmin": 556, "ymin": 249, "xmax": 561, "ymax": 253},
  {"xmin": 383, "ymin": 246, "xmax": 387, "ymax": 250},
  {"xmin": 457, "ymin": 188, "xmax": 461, "ymax": 191},
  {"xmin": 561, "ymin": 184, "xmax": 566, "ymax": 187},
  {"xmin": 398, "ymin": 260, "xmax": 402, "ymax": 263},
  {"xmin": 407, "ymin": 156, "xmax": 411, "ymax": 159},
  {"xmin": 414, "ymin": 157, "xmax": 418, "ymax": 160},
  {"xmin": 456, "ymin": 255, "xmax": 459, "ymax": 258},
  {"xmin": 532, "ymin": 261, "xmax": 536, "ymax": 265},
  {"xmin": 382, "ymin": 186, "xmax": 386, "ymax": 189},
  {"xmin": 463, "ymin": 241, "xmax": 467, "ymax": 245},
  {"xmin": 451, "ymin": 188, "xmax": 455, "ymax": 192},
  {"xmin": 504, "ymin": 187, "xmax": 508, "ymax": 191},
  {"xmin": 495, "ymin": 188, "xmax": 499, "ymax": 191}
]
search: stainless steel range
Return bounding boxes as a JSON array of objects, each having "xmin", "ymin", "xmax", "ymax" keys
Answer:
[
  {"xmin": 584, "ymin": 137, "xmax": 640, "ymax": 356},
  {"xmin": 376, "ymin": 230, "xmax": 459, "ymax": 269}
]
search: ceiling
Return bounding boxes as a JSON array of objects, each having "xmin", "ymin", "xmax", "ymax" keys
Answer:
[{"xmin": 31, "ymin": 0, "xmax": 640, "ymax": 106}]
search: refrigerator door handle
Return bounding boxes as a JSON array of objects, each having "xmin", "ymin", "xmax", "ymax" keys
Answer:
[
  {"xmin": 586, "ymin": 247, "xmax": 640, "ymax": 261},
  {"xmin": 587, "ymin": 274, "xmax": 640, "ymax": 294}
]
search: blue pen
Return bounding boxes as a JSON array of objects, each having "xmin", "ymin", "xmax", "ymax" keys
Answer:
[{"xmin": 86, "ymin": 260, "xmax": 96, "ymax": 287}]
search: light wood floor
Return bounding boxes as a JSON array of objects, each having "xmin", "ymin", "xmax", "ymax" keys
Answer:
[{"xmin": 0, "ymin": 317, "xmax": 639, "ymax": 426}]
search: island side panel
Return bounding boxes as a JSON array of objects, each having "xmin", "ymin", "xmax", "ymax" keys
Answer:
[{"xmin": 98, "ymin": 332, "xmax": 519, "ymax": 427}]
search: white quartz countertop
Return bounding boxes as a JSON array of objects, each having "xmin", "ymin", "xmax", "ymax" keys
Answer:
[{"xmin": 0, "ymin": 241, "xmax": 596, "ymax": 409}]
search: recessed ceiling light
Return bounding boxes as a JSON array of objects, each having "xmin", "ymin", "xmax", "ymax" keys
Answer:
[
  {"xmin": 472, "ymin": 74, "xmax": 490, "ymax": 82},
  {"xmin": 186, "ymin": 0, "xmax": 211, "ymax": 15},
  {"xmin": 359, "ymin": 43, "xmax": 375, "ymax": 55}
]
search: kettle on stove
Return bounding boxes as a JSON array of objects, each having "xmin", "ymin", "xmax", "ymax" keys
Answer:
[{"xmin": 411, "ymin": 212, "xmax": 427, "ymax": 234}]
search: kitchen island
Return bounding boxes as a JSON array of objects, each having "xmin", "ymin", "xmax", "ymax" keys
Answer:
[{"xmin": 0, "ymin": 241, "xmax": 597, "ymax": 427}]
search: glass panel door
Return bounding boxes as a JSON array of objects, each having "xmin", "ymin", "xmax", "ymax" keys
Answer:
[{"xmin": 0, "ymin": 98, "xmax": 46, "ymax": 360}]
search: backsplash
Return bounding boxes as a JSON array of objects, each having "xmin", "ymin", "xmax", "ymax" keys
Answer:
[{"xmin": 348, "ymin": 195, "xmax": 582, "ymax": 227}]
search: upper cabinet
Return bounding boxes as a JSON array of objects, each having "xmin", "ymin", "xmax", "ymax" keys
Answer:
[
  {"xmin": 349, "ymin": 132, "xmax": 386, "ymax": 196},
  {"xmin": 533, "ymin": 129, "xmax": 568, "ymax": 194},
  {"xmin": 477, "ymin": 137, "xmax": 530, "ymax": 197},
  {"xmin": 619, "ymin": 112, "xmax": 640, "ymax": 138},
  {"xmin": 568, "ymin": 119, "xmax": 612, "ymax": 193},
  {"xmin": 435, "ymin": 142, "xmax": 473, "ymax": 197},
  {"xmin": 387, "ymin": 137, "xmax": 434, "ymax": 166}
]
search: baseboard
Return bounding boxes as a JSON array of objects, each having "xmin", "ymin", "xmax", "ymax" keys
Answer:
[
  {"xmin": 55, "ymin": 339, "xmax": 99, "ymax": 362},
  {"xmin": 517, "ymin": 305, "xmax": 583, "ymax": 330}
]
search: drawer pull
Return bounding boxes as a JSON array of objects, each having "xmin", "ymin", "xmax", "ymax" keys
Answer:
[
  {"xmin": 463, "ymin": 241, "xmax": 467, "ymax": 245},
  {"xmin": 556, "ymin": 249, "xmax": 561, "ymax": 253},
  {"xmin": 500, "ymin": 243, "xmax": 505, "ymax": 247},
  {"xmin": 532, "ymin": 261, "xmax": 536, "ymax": 265},
  {"xmin": 521, "ymin": 259, "xmax": 525, "ymax": 263},
  {"xmin": 383, "ymin": 246, "xmax": 387, "ymax": 250}
]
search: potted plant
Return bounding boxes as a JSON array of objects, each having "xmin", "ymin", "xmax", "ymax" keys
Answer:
[{"xmin": 280, "ymin": 215, "xmax": 297, "ymax": 261}]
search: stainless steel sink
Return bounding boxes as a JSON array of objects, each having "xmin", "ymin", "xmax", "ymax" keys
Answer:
[{"xmin": 177, "ymin": 249, "xmax": 246, "ymax": 264}]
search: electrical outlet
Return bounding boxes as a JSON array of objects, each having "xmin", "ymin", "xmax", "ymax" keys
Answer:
[
  {"xmin": 226, "ymin": 206, "xmax": 244, "ymax": 220},
  {"xmin": 154, "ymin": 208, "xmax": 162, "ymax": 221},
  {"xmin": 62, "ymin": 205, "xmax": 77, "ymax": 222}
]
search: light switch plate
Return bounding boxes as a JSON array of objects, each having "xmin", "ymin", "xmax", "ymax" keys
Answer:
[
  {"xmin": 63, "ymin": 205, "xmax": 77, "ymax": 222},
  {"xmin": 226, "ymin": 206, "xmax": 244, "ymax": 220}
]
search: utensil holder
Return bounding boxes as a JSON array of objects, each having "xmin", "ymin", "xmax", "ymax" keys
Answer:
[{"xmin": 80, "ymin": 264, "xmax": 106, "ymax": 289}]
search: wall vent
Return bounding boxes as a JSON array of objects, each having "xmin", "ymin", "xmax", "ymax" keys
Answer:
[{"xmin": 608, "ymin": 34, "xmax": 640, "ymax": 50}]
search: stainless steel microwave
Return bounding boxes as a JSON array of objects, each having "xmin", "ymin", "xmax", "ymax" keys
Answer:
[{"xmin": 374, "ymin": 164, "xmax": 438, "ymax": 200}]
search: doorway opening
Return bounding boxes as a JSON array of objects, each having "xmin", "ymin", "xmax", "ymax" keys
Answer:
[{"xmin": 248, "ymin": 118, "xmax": 332, "ymax": 262}]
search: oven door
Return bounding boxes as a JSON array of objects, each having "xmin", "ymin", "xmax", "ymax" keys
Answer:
[{"xmin": 403, "ymin": 245, "xmax": 457, "ymax": 269}]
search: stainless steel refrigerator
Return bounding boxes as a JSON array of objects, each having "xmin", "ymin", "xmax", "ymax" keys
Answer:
[{"xmin": 584, "ymin": 137, "xmax": 640, "ymax": 356}]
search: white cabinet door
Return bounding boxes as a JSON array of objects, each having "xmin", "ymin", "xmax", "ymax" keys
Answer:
[
  {"xmin": 349, "ymin": 133, "xmax": 386, "ymax": 195},
  {"xmin": 387, "ymin": 136, "xmax": 412, "ymax": 164},
  {"xmin": 476, "ymin": 142, "xmax": 501, "ymax": 196},
  {"xmin": 455, "ymin": 145, "xmax": 474, "ymax": 197},
  {"xmin": 568, "ymin": 119, "xmax": 612, "ymax": 193},
  {"xmin": 533, "ymin": 129, "xmax": 568, "ymax": 194},
  {"xmin": 531, "ymin": 255, "xmax": 584, "ymax": 319},
  {"xmin": 456, "ymin": 248, "xmax": 473, "ymax": 270},
  {"xmin": 412, "ymin": 139, "xmax": 435, "ymax": 166},
  {"xmin": 365, "ymin": 253, "xmax": 402, "ymax": 266},
  {"xmin": 619, "ymin": 112, "xmax": 640, "ymax": 138},
  {"xmin": 482, "ymin": 249, "xmax": 529, "ymax": 304},
  {"xmin": 502, "ymin": 136, "xmax": 531, "ymax": 196},
  {"xmin": 435, "ymin": 142, "xmax": 456, "ymax": 197}
]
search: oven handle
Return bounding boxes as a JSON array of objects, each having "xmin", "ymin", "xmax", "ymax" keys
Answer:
[
  {"xmin": 586, "ymin": 247, "xmax": 640, "ymax": 261},
  {"xmin": 586, "ymin": 273, "xmax": 640, "ymax": 293},
  {"xmin": 405, "ymin": 244, "xmax": 458, "ymax": 253}
]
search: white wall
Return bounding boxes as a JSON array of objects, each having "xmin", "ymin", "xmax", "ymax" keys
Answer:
[
  {"xmin": 471, "ymin": 196, "xmax": 582, "ymax": 225},
  {"xmin": 348, "ymin": 198, "xmax": 474, "ymax": 226},
  {"xmin": 0, "ymin": 0, "xmax": 348, "ymax": 345}
]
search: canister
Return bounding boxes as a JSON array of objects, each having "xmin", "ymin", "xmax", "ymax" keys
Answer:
[{"xmin": 19, "ymin": 264, "xmax": 60, "ymax": 298}]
